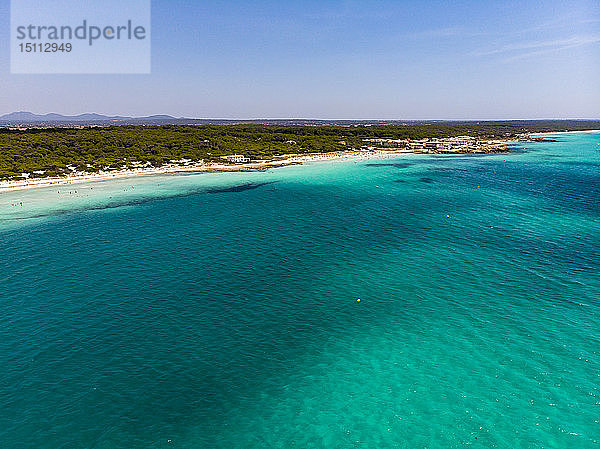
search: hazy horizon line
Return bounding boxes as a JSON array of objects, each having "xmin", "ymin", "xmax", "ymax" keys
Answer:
[{"xmin": 2, "ymin": 111, "xmax": 600, "ymax": 122}]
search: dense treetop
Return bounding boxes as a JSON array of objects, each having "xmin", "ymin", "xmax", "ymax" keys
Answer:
[{"xmin": 0, "ymin": 121, "xmax": 598, "ymax": 180}]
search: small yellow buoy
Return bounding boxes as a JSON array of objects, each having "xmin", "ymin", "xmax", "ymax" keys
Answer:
[
  {"xmin": 446, "ymin": 215, "xmax": 450, "ymax": 218},
  {"xmin": 357, "ymin": 298, "xmax": 361, "ymax": 303}
]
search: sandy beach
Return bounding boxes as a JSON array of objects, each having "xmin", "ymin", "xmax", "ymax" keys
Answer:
[
  {"xmin": 0, "ymin": 149, "xmax": 409, "ymax": 193},
  {"xmin": 530, "ymin": 129, "xmax": 600, "ymax": 136}
]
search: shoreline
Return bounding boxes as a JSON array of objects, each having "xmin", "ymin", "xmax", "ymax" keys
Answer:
[
  {"xmin": 4, "ymin": 130, "xmax": 565, "ymax": 194},
  {"xmin": 530, "ymin": 129, "xmax": 600, "ymax": 136},
  {"xmin": 0, "ymin": 150, "xmax": 411, "ymax": 193},
  {"xmin": 9, "ymin": 128, "xmax": 589, "ymax": 194}
]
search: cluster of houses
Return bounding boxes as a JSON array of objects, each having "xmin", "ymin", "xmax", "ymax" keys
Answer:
[
  {"xmin": 363, "ymin": 136, "xmax": 507, "ymax": 153},
  {"xmin": 214, "ymin": 136, "xmax": 509, "ymax": 165},
  {"xmin": 220, "ymin": 154, "xmax": 251, "ymax": 163}
]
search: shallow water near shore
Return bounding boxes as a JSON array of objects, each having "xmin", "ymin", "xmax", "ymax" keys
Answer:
[{"xmin": 0, "ymin": 132, "xmax": 599, "ymax": 448}]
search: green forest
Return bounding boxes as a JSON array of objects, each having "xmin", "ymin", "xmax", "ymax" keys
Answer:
[{"xmin": 0, "ymin": 121, "xmax": 598, "ymax": 180}]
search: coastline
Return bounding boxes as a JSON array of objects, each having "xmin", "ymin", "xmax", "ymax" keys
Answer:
[
  {"xmin": 530, "ymin": 129, "xmax": 600, "ymax": 136},
  {"xmin": 6, "ymin": 128, "xmax": 594, "ymax": 195},
  {"xmin": 4, "ymin": 130, "xmax": 561, "ymax": 194},
  {"xmin": 0, "ymin": 149, "xmax": 407, "ymax": 193}
]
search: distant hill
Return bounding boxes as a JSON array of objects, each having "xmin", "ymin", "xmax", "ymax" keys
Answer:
[
  {"xmin": 0, "ymin": 111, "xmax": 429, "ymax": 126},
  {"xmin": 1, "ymin": 112, "xmax": 599, "ymax": 129},
  {"xmin": 0, "ymin": 111, "xmax": 177, "ymax": 124}
]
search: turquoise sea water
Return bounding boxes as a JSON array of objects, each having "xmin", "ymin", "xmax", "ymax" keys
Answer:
[{"xmin": 0, "ymin": 132, "xmax": 598, "ymax": 448}]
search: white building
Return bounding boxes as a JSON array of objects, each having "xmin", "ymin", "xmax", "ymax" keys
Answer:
[{"xmin": 221, "ymin": 155, "xmax": 250, "ymax": 163}]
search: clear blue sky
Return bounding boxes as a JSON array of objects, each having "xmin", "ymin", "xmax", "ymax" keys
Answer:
[{"xmin": 0, "ymin": 0, "xmax": 599, "ymax": 119}]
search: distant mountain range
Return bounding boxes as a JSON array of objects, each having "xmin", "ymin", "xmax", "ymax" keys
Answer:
[
  {"xmin": 0, "ymin": 111, "xmax": 434, "ymax": 126},
  {"xmin": 1, "ymin": 112, "xmax": 599, "ymax": 128},
  {"xmin": 0, "ymin": 111, "xmax": 187, "ymax": 125}
]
